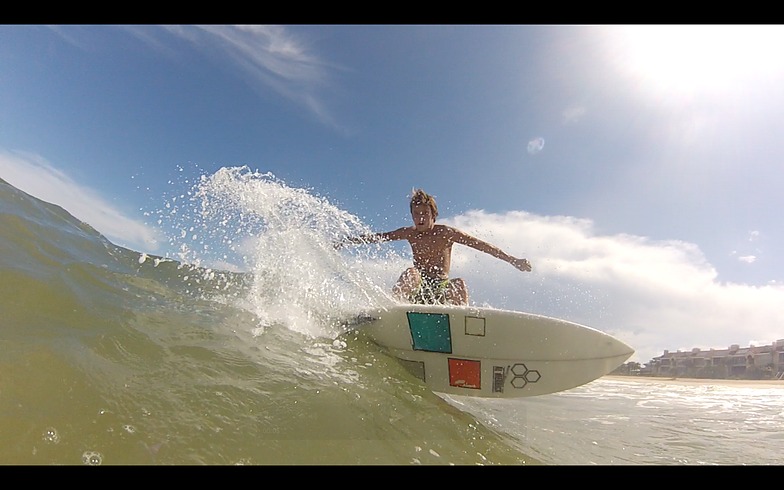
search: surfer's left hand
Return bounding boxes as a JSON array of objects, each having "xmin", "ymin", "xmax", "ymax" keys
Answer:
[{"xmin": 513, "ymin": 257, "xmax": 532, "ymax": 272}]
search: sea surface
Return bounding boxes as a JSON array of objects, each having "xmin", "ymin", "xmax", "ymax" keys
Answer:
[{"xmin": 2, "ymin": 169, "xmax": 783, "ymax": 465}]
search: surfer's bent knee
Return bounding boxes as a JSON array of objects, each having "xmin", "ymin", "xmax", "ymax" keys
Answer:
[
  {"xmin": 393, "ymin": 267, "xmax": 422, "ymax": 301},
  {"xmin": 447, "ymin": 278, "xmax": 468, "ymax": 306}
]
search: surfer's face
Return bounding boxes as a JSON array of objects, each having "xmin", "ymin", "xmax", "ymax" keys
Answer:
[{"xmin": 411, "ymin": 204, "xmax": 435, "ymax": 231}]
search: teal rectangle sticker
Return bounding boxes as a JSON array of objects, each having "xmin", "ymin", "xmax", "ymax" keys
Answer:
[{"xmin": 407, "ymin": 312, "xmax": 452, "ymax": 353}]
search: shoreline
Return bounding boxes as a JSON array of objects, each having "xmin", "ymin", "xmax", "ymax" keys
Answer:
[{"xmin": 602, "ymin": 375, "xmax": 784, "ymax": 389}]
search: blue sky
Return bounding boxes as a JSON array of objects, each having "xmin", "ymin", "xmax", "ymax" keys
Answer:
[{"xmin": 2, "ymin": 25, "xmax": 784, "ymax": 364}]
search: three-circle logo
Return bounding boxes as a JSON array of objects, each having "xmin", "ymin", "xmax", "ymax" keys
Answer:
[{"xmin": 510, "ymin": 363, "xmax": 541, "ymax": 388}]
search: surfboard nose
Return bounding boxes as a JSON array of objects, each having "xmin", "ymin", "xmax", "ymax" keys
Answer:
[
  {"xmin": 601, "ymin": 332, "xmax": 635, "ymax": 359},
  {"xmin": 610, "ymin": 336, "xmax": 635, "ymax": 357},
  {"xmin": 603, "ymin": 337, "xmax": 635, "ymax": 374}
]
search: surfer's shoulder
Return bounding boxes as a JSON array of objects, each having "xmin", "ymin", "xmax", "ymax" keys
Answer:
[{"xmin": 434, "ymin": 224, "xmax": 460, "ymax": 236}]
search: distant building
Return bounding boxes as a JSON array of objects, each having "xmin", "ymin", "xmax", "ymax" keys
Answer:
[{"xmin": 643, "ymin": 339, "xmax": 784, "ymax": 380}]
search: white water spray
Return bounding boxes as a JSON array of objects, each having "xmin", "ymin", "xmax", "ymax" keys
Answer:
[{"xmin": 156, "ymin": 166, "xmax": 404, "ymax": 337}]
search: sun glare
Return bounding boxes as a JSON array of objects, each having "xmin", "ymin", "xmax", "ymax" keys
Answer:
[{"xmin": 607, "ymin": 25, "xmax": 784, "ymax": 97}]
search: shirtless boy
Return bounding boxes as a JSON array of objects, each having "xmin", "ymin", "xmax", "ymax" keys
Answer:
[{"xmin": 335, "ymin": 189, "xmax": 532, "ymax": 305}]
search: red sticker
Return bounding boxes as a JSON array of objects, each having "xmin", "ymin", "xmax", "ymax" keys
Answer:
[{"xmin": 448, "ymin": 358, "xmax": 481, "ymax": 389}]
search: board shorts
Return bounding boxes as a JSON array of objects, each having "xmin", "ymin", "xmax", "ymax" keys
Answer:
[{"xmin": 410, "ymin": 276, "xmax": 451, "ymax": 305}]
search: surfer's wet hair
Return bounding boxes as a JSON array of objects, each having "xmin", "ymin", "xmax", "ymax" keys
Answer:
[{"xmin": 410, "ymin": 189, "xmax": 438, "ymax": 219}]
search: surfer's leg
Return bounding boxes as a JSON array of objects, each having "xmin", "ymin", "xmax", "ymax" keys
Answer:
[
  {"xmin": 445, "ymin": 278, "xmax": 468, "ymax": 305},
  {"xmin": 392, "ymin": 267, "xmax": 421, "ymax": 302}
]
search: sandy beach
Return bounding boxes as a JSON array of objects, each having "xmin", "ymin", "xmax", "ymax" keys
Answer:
[{"xmin": 603, "ymin": 375, "xmax": 784, "ymax": 389}]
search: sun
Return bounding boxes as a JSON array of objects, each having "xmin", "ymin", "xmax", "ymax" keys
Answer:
[{"xmin": 604, "ymin": 25, "xmax": 784, "ymax": 97}]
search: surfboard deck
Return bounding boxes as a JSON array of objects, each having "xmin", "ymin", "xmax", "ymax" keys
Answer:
[{"xmin": 343, "ymin": 303, "xmax": 634, "ymax": 399}]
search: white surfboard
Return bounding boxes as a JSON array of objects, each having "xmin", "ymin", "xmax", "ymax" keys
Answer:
[{"xmin": 344, "ymin": 303, "xmax": 634, "ymax": 398}]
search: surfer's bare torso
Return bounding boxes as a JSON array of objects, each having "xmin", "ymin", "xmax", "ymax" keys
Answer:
[{"xmin": 377, "ymin": 224, "xmax": 483, "ymax": 280}]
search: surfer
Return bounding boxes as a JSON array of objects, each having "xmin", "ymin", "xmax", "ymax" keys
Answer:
[{"xmin": 335, "ymin": 188, "xmax": 532, "ymax": 306}]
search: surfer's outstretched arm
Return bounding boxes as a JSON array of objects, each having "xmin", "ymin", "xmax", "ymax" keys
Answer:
[
  {"xmin": 334, "ymin": 227, "xmax": 411, "ymax": 250},
  {"xmin": 333, "ymin": 235, "xmax": 380, "ymax": 249},
  {"xmin": 450, "ymin": 227, "xmax": 532, "ymax": 272}
]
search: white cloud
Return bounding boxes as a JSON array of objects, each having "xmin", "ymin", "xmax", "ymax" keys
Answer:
[
  {"xmin": 0, "ymin": 150, "xmax": 163, "ymax": 253},
  {"xmin": 157, "ymin": 25, "xmax": 343, "ymax": 130},
  {"xmin": 440, "ymin": 209, "xmax": 784, "ymax": 365},
  {"xmin": 50, "ymin": 25, "xmax": 343, "ymax": 131},
  {"xmin": 526, "ymin": 137, "xmax": 545, "ymax": 155}
]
